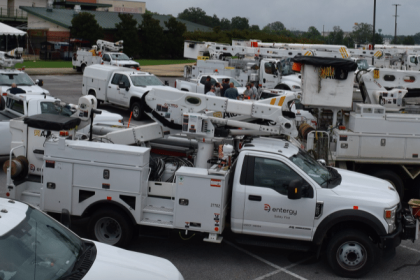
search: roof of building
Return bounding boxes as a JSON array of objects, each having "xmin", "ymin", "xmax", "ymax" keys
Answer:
[
  {"xmin": 20, "ymin": 7, "xmax": 212, "ymax": 32},
  {"xmin": 56, "ymin": 1, "xmax": 113, "ymax": 8}
]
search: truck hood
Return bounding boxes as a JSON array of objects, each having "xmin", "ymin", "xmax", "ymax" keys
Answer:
[
  {"xmin": 111, "ymin": 61, "xmax": 139, "ymax": 67},
  {"xmin": 94, "ymin": 109, "xmax": 123, "ymax": 124},
  {"xmin": 0, "ymin": 85, "xmax": 49, "ymax": 95},
  {"xmin": 84, "ymin": 241, "xmax": 183, "ymax": 280},
  {"xmin": 332, "ymin": 168, "xmax": 400, "ymax": 207}
]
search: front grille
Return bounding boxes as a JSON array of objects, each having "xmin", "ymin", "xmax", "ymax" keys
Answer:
[{"xmin": 67, "ymin": 242, "xmax": 97, "ymax": 280}]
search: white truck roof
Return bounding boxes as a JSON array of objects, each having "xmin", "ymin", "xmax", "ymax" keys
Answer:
[
  {"xmin": 242, "ymin": 137, "xmax": 299, "ymax": 158},
  {"xmin": 0, "ymin": 198, "xmax": 28, "ymax": 237},
  {"xmin": 84, "ymin": 65, "xmax": 153, "ymax": 80}
]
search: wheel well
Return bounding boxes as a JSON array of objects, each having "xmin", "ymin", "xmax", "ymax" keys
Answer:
[
  {"xmin": 324, "ymin": 221, "xmax": 380, "ymax": 244},
  {"xmin": 130, "ymin": 97, "xmax": 141, "ymax": 107},
  {"xmin": 181, "ymin": 88, "xmax": 189, "ymax": 91},
  {"xmin": 88, "ymin": 89, "xmax": 96, "ymax": 96},
  {"xmin": 81, "ymin": 200, "xmax": 136, "ymax": 226}
]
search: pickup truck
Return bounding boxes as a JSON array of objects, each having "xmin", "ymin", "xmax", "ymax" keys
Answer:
[
  {"xmin": 82, "ymin": 64, "xmax": 170, "ymax": 120},
  {"xmin": 175, "ymin": 74, "xmax": 246, "ymax": 95},
  {"xmin": 0, "ymin": 197, "xmax": 184, "ymax": 280},
  {"xmin": 73, "ymin": 51, "xmax": 139, "ymax": 73},
  {"xmin": 0, "ymin": 68, "xmax": 49, "ymax": 96},
  {"xmin": 0, "ymin": 93, "xmax": 123, "ymax": 156}
]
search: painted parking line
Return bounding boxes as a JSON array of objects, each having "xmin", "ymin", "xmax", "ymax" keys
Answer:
[
  {"xmin": 253, "ymin": 258, "xmax": 313, "ymax": 280},
  {"xmin": 224, "ymin": 240, "xmax": 309, "ymax": 280},
  {"xmin": 400, "ymin": 245, "xmax": 420, "ymax": 254}
]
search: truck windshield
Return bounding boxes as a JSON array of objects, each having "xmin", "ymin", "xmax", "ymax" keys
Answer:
[
  {"xmin": 228, "ymin": 78, "xmax": 243, "ymax": 87},
  {"xmin": 0, "ymin": 207, "xmax": 83, "ymax": 280},
  {"xmin": 356, "ymin": 59, "xmax": 369, "ymax": 71},
  {"xmin": 289, "ymin": 151, "xmax": 331, "ymax": 187},
  {"xmin": 279, "ymin": 61, "xmax": 294, "ymax": 76},
  {"xmin": 40, "ymin": 102, "xmax": 73, "ymax": 117},
  {"xmin": 130, "ymin": 75, "xmax": 163, "ymax": 86},
  {"xmin": 110, "ymin": 53, "xmax": 130, "ymax": 61},
  {"xmin": 0, "ymin": 73, "xmax": 35, "ymax": 86}
]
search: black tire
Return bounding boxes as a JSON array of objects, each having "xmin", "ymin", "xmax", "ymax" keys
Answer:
[
  {"xmin": 76, "ymin": 66, "xmax": 81, "ymax": 72},
  {"xmin": 81, "ymin": 64, "xmax": 86, "ymax": 74},
  {"xmin": 130, "ymin": 101, "xmax": 143, "ymax": 121},
  {"xmin": 409, "ymin": 176, "xmax": 420, "ymax": 199},
  {"xmin": 327, "ymin": 229, "xmax": 378, "ymax": 278},
  {"xmin": 371, "ymin": 170, "xmax": 404, "ymax": 198},
  {"xmin": 87, "ymin": 208, "xmax": 134, "ymax": 248},
  {"xmin": 0, "ymin": 96, "xmax": 5, "ymax": 110}
]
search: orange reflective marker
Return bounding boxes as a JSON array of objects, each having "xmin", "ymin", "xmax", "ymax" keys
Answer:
[{"xmin": 353, "ymin": 206, "xmax": 358, "ymax": 210}]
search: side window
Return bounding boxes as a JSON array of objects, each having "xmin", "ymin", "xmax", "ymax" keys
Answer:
[
  {"xmin": 10, "ymin": 100, "xmax": 24, "ymax": 114},
  {"xmin": 260, "ymin": 92, "xmax": 278, "ymax": 100},
  {"xmin": 210, "ymin": 78, "xmax": 217, "ymax": 85},
  {"xmin": 252, "ymin": 157, "xmax": 304, "ymax": 196},
  {"xmin": 199, "ymin": 76, "xmax": 207, "ymax": 84},
  {"xmin": 383, "ymin": 75, "xmax": 395, "ymax": 82},
  {"xmin": 265, "ymin": 62, "xmax": 275, "ymax": 74},
  {"xmin": 120, "ymin": 75, "xmax": 130, "ymax": 86},
  {"xmin": 111, "ymin": 74, "xmax": 122, "ymax": 85},
  {"xmin": 40, "ymin": 102, "xmax": 58, "ymax": 115},
  {"xmin": 103, "ymin": 54, "xmax": 110, "ymax": 62}
]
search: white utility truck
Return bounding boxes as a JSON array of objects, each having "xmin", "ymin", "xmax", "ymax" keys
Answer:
[
  {"xmin": 291, "ymin": 56, "xmax": 420, "ymax": 199},
  {"xmin": 175, "ymin": 73, "xmax": 246, "ymax": 94},
  {"xmin": 5, "ymin": 86, "xmax": 417, "ymax": 278},
  {"xmin": 0, "ymin": 48, "xmax": 49, "ymax": 96},
  {"xmin": 82, "ymin": 64, "xmax": 169, "ymax": 120},
  {"xmin": 0, "ymin": 93, "xmax": 124, "ymax": 157},
  {"xmin": 0, "ymin": 197, "xmax": 184, "ymax": 280},
  {"xmin": 72, "ymin": 40, "xmax": 140, "ymax": 73}
]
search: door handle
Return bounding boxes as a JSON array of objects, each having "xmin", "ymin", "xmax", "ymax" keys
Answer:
[
  {"xmin": 108, "ymin": 86, "xmax": 111, "ymax": 88},
  {"xmin": 248, "ymin": 195, "xmax": 261, "ymax": 201},
  {"xmin": 263, "ymin": 78, "xmax": 266, "ymax": 83}
]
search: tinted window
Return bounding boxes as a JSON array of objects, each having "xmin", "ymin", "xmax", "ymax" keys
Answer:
[
  {"xmin": 252, "ymin": 157, "xmax": 303, "ymax": 195},
  {"xmin": 264, "ymin": 62, "xmax": 276, "ymax": 75},
  {"xmin": 111, "ymin": 74, "xmax": 122, "ymax": 85},
  {"xmin": 260, "ymin": 92, "xmax": 278, "ymax": 100},
  {"xmin": 102, "ymin": 54, "xmax": 110, "ymax": 62},
  {"xmin": 10, "ymin": 100, "xmax": 24, "ymax": 114},
  {"xmin": 384, "ymin": 75, "xmax": 395, "ymax": 81},
  {"xmin": 120, "ymin": 75, "xmax": 130, "ymax": 86},
  {"xmin": 40, "ymin": 102, "xmax": 72, "ymax": 116},
  {"xmin": 200, "ymin": 76, "xmax": 208, "ymax": 84},
  {"xmin": 130, "ymin": 75, "xmax": 163, "ymax": 86},
  {"xmin": 410, "ymin": 57, "xmax": 418, "ymax": 64}
]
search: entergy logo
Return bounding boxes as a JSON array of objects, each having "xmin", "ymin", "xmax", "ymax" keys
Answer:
[{"xmin": 264, "ymin": 204, "xmax": 271, "ymax": 213}]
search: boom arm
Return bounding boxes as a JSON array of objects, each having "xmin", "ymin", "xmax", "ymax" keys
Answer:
[
  {"xmin": 0, "ymin": 48, "xmax": 24, "ymax": 68},
  {"xmin": 96, "ymin": 40, "xmax": 124, "ymax": 52}
]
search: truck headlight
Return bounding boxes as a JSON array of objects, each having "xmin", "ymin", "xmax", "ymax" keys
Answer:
[
  {"xmin": 384, "ymin": 205, "xmax": 398, "ymax": 233},
  {"xmin": 292, "ymin": 85, "xmax": 301, "ymax": 89}
]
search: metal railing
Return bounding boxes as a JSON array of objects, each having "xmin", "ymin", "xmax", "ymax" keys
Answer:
[{"xmin": 0, "ymin": 6, "xmax": 28, "ymax": 19}]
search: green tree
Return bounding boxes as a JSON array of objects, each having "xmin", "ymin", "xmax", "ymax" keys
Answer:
[
  {"xmin": 327, "ymin": 26, "xmax": 344, "ymax": 45},
  {"xmin": 178, "ymin": 7, "xmax": 212, "ymax": 27},
  {"xmin": 164, "ymin": 17, "xmax": 187, "ymax": 58},
  {"xmin": 220, "ymin": 18, "xmax": 231, "ymax": 30},
  {"xmin": 262, "ymin": 21, "xmax": 285, "ymax": 34},
  {"xmin": 373, "ymin": 33, "xmax": 384, "ymax": 44},
  {"xmin": 138, "ymin": 13, "xmax": 164, "ymax": 58},
  {"xmin": 71, "ymin": 12, "xmax": 103, "ymax": 44},
  {"xmin": 413, "ymin": 32, "xmax": 420, "ymax": 44},
  {"xmin": 231, "ymin": 16, "xmax": 249, "ymax": 30},
  {"xmin": 351, "ymin": 22, "xmax": 373, "ymax": 44},
  {"xmin": 403, "ymin": 36, "xmax": 415, "ymax": 45},
  {"xmin": 115, "ymin": 13, "xmax": 140, "ymax": 58},
  {"xmin": 304, "ymin": 26, "xmax": 322, "ymax": 40},
  {"xmin": 343, "ymin": 36, "xmax": 355, "ymax": 48},
  {"xmin": 250, "ymin": 25, "xmax": 260, "ymax": 32}
]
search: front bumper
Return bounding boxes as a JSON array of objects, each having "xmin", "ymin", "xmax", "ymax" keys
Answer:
[{"xmin": 380, "ymin": 205, "xmax": 417, "ymax": 250}]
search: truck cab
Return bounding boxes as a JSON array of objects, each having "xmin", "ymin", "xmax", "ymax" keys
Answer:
[
  {"xmin": 0, "ymin": 197, "xmax": 183, "ymax": 280},
  {"xmin": 101, "ymin": 52, "xmax": 139, "ymax": 69},
  {"xmin": 0, "ymin": 69, "xmax": 49, "ymax": 96}
]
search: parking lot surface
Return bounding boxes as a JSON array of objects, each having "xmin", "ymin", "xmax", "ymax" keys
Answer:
[{"xmin": 0, "ymin": 75, "xmax": 419, "ymax": 280}]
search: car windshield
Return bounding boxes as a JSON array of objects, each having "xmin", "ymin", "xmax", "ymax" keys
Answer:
[
  {"xmin": 0, "ymin": 73, "xmax": 34, "ymax": 86},
  {"xmin": 357, "ymin": 59, "xmax": 369, "ymax": 71},
  {"xmin": 0, "ymin": 207, "xmax": 83, "ymax": 280},
  {"xmin": 40, "ymin": 102, "xmax": 73, "ymax": 117},
  {"xmin": 289, "ymin": 151, "xmax": 330, "ymax": 187},
  {"xmin": 110, "ymin": 53, "xmax": 130, "ymax": 61},
  {"xmin": 130, "ymin": 75, "xmax": 163, "ymax": 86}
]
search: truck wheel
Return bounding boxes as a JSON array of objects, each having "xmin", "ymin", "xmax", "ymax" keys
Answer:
[
  {"xmin": 131, "ymin": 101, "xmax": 143, "ymax": 120},
  {"xmin": 88, "ymin": 208, "xmax": 134, "ymax": 248},
  {"xmin": 327, "ymin": 229, "xmax": 377, "ymax": 278},
  {"xmin": 371, "ymin": 170, "xmax": 404, "ymax": 198},
  {"xmin": 0, "ymin": 96, "xmax": 4, "ymax": 110},
  {"xmin": 81, "ymin": 64, "xmax": 86, "ymax": 74}
]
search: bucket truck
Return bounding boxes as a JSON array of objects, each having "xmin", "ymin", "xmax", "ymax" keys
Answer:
[
  {"xmin": 72, "ymin": 40, "xmax": 139, "ymax": 73},
  {"xmin": 0, "ymin": 48, "xmax": 49, "ymax": 96},
  {"xmin": 3, "ymin": 85, "xmax": 417, "ymax": 278}
]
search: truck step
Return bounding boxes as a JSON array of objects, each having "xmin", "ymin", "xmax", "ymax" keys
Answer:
[
  {"xmin": 234, "ymin": 235, "xmax": 312, "ymax": 252},
  {"xmin": 143, "ymin": 205, "xmax": 174, "ymax": 215},
  {"xmin": 21, "ymin": 190, "xmax": 41, "ymax": 197},
  {"xmin": 140, "ymin": 218, "xmax": 174, "ymax": 228}
]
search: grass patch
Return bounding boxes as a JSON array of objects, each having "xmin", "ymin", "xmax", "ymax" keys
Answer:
[{"xmin": 15, "ymin": 59, "xmax": 196, "ymax": 69}]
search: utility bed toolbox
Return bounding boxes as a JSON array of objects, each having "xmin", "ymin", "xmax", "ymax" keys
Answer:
[{"xmin": 174, "ymin": 167, "xmax": 231, "ymax": 234}]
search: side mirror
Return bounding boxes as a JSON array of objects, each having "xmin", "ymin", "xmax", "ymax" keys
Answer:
[
  {"xmin": 317, "ymin": 159, "xmax": 326, "ymax": 166},
  {"xmin": 37, "ymin": 79, "xmax": 43, "ymax": 86},
  {"xmin": 288, "ymin": 179, "xmax": 303, "ymax": 200},
  {"xmin": 61, "ymin": 208, "xmax": 71, "ymax": 228},
  {"xmin": 164, "ymin": 80, "xmax": 169, "ymax": 86}
]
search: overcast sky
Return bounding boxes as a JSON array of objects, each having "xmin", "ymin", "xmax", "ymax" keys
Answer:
[{"xmin": 145, "ymin": 0, "xmax": 417, "ymax": 36}]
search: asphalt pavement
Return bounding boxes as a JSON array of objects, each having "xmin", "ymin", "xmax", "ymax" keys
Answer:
[{"xmin": 0, "ymin": 75, "xmax": 419, "ymax": 280}]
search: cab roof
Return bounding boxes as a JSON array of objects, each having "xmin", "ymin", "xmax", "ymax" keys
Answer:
[
  {"xmin": 0, "ymin": 198, "xmax": 28, "ymax": 237},
  {"xmin": 241, "ymin": 137, "xmax": 299, "ymax": 158}
]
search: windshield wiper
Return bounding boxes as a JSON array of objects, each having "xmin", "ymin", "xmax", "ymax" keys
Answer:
[{"xmin": 58, "ymin": 242, "xmax": 88, "ymax": 279}]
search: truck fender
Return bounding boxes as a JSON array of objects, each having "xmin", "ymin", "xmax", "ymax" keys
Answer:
[
  {"xmin": 312, "ymin": 209, "xmax": 387, "ymax": 246},
  {"xmin": 81, "ymin": 200, "xmax": 137, "ymax": 226}
]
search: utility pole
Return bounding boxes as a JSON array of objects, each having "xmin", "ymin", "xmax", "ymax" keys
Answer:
[
  {"xmin": 372, "ymin": 0, "xmax": 376, "ymax": 65},
  {"xmin": 392, "ymin": 4, "xmax": 401, "ymax": 43}
]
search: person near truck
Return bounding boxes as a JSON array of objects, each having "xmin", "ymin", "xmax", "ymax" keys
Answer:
[
  {"xmin": 215, "ymin": 83, "xmax": 222, "ymax": 96},
  {"xmin": 221, "ymin": 79, "xmax": 230, "ymax": 97},
  {"xmin": 204, "ymin": 76, "xmax": 212, "ymax": 94},
  {"xmin": 243, "ymin": 84, "xmax": 255, "ymax": 100},
  {"xmin": 8, "ymin": 83, "xmax": 25, "ymax": 95},
  {"xmin": 250, "ymin": 82, "xmax": 258, "ymax": 100},
  {"xmin": 206, "ymin": 86, "xmax": 216, "ymax": 96},
  {"xmin": 224, "ymin": 82, "xmax": 239, "ymax": 100}
]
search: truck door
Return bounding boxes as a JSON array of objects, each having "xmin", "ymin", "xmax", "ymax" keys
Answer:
[
  {"xmin": 102, "ymin": 54, "xmax": 111, "ymax": 65},
  {"xmin": 241, "ymin": 154, "xmax": 316, "ymax": 240},
  {"xmin": 108, "ymin": 73, "xmax": 124, "ymax": 104},
  {"xmin": 260, "ymin": 60, "xmax": 279, "ymax": 89},
  {"xmin": 408, "ymin": 55, "xmax": 419, "ymax": 70}
]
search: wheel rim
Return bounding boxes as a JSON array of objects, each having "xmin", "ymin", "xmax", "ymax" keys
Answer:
[
  {"xmin": 94, "ymin": 217, "xmax": 122, "ymax": 245},
  {"xmin": 336, "ymin": 241, "xmax": 367, "ymax": 271},
  {"xmin": 132, "ymin": 106, "xmax": 140, "ymax": 118}
]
